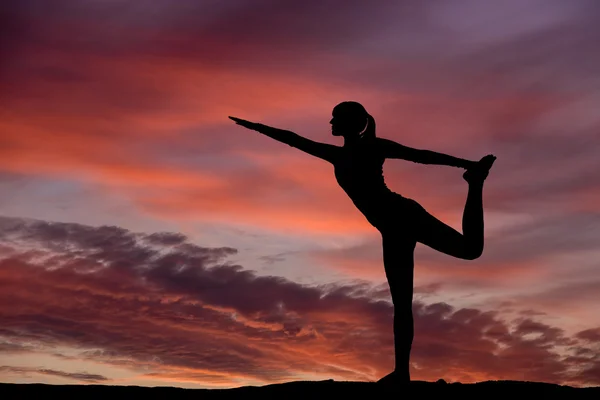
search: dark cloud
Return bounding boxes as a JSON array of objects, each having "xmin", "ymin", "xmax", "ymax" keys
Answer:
[
  {"xmin": 0, "ymin": 216, "xmax": 599, "ymax": 385},
  {"xmin": 0, "ymin": 366, "xmax": 108, "ymax": 382},
  {"xmin": 577, "ymin": 328, "xmax": 600, "ymax": 343},
  {"xmin": 0, "ymin": 341, "xmax": 35, "ymax": 353},
  {"xmin": 0, "ymin": 0, "xmax": 415, "ymax": 58},
  {"xmin": 142, "ymin": 232, "xmax": 188, "ymax": 246}
]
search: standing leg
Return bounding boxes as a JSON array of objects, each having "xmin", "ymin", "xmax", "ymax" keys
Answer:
[{"xmin": 377, "ymin": 232, "xmax": 416, "ymax": 384}]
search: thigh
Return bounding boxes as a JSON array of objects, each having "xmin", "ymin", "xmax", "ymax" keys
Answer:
[
  {"xmin": 376, "ymin": 193, "xmax": 421, "ymax": 237},
  {"xmin": 412, "ymin": 202, "xmax": 465, "ymax": 257}
]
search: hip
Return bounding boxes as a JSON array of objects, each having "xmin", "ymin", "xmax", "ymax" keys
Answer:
[{"xmin": 358, "ymin": 192, "xmax": 427, "ymax": 234}]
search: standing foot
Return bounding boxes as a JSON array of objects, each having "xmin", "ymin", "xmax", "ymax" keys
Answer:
[
  {"xmin": 463, "ymin": 154, "xmax": 496, "ymax": 184},
  {"xmin": 376, "ymin": 370, "xmax": 410, "ymax": 386}
]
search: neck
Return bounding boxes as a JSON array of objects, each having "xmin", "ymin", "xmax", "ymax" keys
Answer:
[{"xmin": 343, "ymin": 135, "xmax": 361, "ymax": 147}]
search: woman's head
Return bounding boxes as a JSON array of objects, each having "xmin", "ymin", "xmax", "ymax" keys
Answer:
[{"xmin": 330, "ymin": 101, "xmax": 375, "ymax": 140}]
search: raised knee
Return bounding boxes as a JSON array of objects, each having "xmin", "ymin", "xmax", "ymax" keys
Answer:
[{"xmin": 463, "ymin": 246, "xmax": 483, "ymax": 261}]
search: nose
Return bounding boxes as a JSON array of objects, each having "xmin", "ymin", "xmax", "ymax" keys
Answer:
[{"xmin": 329, "ymin": 118, "xmax": 334, "ymax": 124}]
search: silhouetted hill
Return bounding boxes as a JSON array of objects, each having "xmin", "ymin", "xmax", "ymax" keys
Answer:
[{"xmin": 2, "ymin": 379, "xmax": 599, "ymax": 399}]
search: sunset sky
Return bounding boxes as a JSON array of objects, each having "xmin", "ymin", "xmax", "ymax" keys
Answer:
[{"xmin": 1, "ymin": 0, "xmax": 600, "ymax": 389}]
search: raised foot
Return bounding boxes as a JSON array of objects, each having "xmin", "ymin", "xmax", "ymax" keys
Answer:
[{"xmin": 463, "ymin": 154, "xmax": 496, "ymax": 184}]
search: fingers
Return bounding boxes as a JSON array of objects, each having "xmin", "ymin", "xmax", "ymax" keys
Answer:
[
  {"xmin": 229, "ymin": 116, "xmax": 260, "ymax": 130},
  {"xmin": 228, "ymin": 116, "xmax": 257, "ymax": 129},
  {"xmin": 465, "ymin": 154, "xmax": 495, "ymax": 172}
]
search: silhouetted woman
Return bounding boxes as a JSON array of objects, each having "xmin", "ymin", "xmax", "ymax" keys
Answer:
[{"xmin": 229, "ymin": 101, "xmax": 495, "ymax": 385}]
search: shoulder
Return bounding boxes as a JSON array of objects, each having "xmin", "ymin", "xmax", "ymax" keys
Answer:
[
  {"xmin": 323, "ymin": 143, "xmax": 343, "ymax": 163},
  {"xmin": 371, "ymin": 137, "xmax": 401, "ymax": 159},
  {"xmin": 372, "ymin": 137, "xmax": 390, "ymax": 152},
  {"xmin": 374, "ymin": 137, "xmax": 392, "ymax": 145}
]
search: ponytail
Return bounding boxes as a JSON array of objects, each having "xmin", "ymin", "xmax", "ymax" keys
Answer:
[{"xmin": 359, "ymin": 113, "xmax": 376, "ymax": 141}]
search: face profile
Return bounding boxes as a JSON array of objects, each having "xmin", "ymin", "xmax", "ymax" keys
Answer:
[{"xmin": 330, "ymin": 101, "xmax": 368, "ymax": 137}]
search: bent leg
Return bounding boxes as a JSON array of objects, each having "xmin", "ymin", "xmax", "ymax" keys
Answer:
[
  {"xmin": 414, "ymin": 181, "xmax": 485, "ymax": 260},
  {"xmin": 379, "ymin": 233, "xmax": 416, "ymax": 383}
]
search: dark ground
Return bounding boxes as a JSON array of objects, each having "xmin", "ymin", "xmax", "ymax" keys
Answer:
[{"xmin": 2, "ymin": 379, "xmax": 599, "ymax": 399}]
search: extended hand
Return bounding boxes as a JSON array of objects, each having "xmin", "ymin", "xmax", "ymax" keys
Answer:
[{"xmin": 228, "ymin": 116, "xmax": 260, "ymax": 130}]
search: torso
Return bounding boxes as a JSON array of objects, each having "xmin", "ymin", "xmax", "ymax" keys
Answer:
[{"xmin": 333, "ymin": 139, "xmax": 395, "ymax": 225}]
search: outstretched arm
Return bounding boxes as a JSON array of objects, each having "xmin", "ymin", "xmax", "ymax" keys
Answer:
[
  {"xmin": 377, "ymin": 137, "xmax": 475, "ymax": 169},
  {"xmin": 229, "ymin": 117, "xmax": 339, "ymax": 163}
]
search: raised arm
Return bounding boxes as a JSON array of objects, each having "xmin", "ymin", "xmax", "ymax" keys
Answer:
[
  {"xmin": 376, "ymin": 137, "xmax": 474, "ymax": 169},
  {"xmin": 229, "ymin": 117, "xmax": 339, "ymax": 163}
]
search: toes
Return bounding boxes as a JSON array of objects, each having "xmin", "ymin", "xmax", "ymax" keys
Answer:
[
  {"xmin": 480, "ymin": 155, "xmax": 496, "ymax": 168},
  {"xmin": 474, "ymin": 155, "xmax": 496, "ymax": 174}
]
